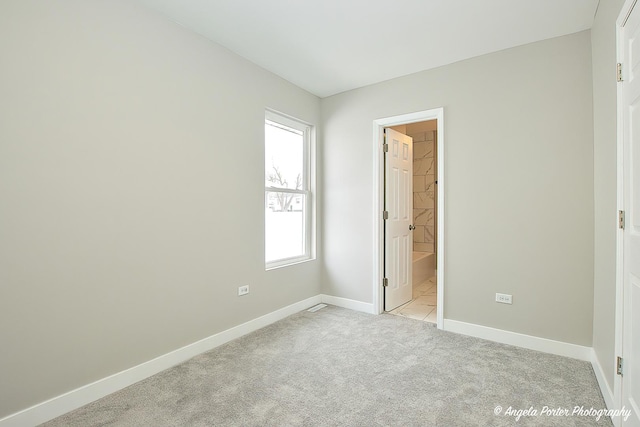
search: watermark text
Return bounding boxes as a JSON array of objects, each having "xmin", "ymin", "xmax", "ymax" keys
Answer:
[{"xmin": 493, "ymin": 405, "xmax": 631, "ymax": 422}]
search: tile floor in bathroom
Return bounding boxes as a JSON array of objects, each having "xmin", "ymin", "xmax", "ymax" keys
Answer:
[{"xmin": 388, "ymin": 275, "xmax": 437, "ymax": 323}]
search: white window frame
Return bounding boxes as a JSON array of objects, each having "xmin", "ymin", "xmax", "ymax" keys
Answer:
[{"xmin": 265, "ymin": 109, "xmax": 315, "ymax": 269}]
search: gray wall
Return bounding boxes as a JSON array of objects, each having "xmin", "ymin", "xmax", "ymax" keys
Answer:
[
  {"xmin": 321, "ymin": 31, "xmax": 595, "ymax": 346},
  {"xmin": 0, "ymin": 0, "xmax": 617, "ymax": 420},
  {"xmin": 0, "ymin": 0, "xmax": 321, "ymax": 418},
  {"xmin": 591, "ymin": 0, "xmax": 625, "ymax": 393}
]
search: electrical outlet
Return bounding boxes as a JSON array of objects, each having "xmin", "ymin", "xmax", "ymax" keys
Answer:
[
  {"xmin": 238, "ymin": 285, "xmax": 249, "ymax": 296},
  {"xmin": 495, "ymin": 293, "xmax": 512, "ymax": 304}
]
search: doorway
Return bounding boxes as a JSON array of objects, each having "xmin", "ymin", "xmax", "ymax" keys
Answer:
[
  {"xmin": 387, "ymin": 121, "xmax": 438, "ymax": 323},
  {"xmin": 372, "ymin": 108, "xmax": 444, "ymax": 329}
]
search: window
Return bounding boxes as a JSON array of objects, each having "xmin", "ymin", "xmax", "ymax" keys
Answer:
[{"xmin": 265, "ymin": 110, "xmax": 313, "ymax": 268}]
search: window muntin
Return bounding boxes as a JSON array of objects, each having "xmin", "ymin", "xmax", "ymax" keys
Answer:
[{"xmin": 265, "ymin": 111, "xmax": 313, "ymax": 268}]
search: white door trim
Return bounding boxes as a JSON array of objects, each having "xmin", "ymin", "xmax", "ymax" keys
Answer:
[
  {"xmin": 372, "ymin": 108, "xmax": 444, "ymax": 328},
  {"xmin": 615, "ymin": 1, "xmax": 635, "ymax": 422}
]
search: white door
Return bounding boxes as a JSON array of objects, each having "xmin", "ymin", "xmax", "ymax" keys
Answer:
[
  {"xmin": 384, "ymin": 128, "xmax": 413, "ymax": 311},
  {"xmin": 621, "ymin": 3, "xmax": 640, "ymax": 425}
]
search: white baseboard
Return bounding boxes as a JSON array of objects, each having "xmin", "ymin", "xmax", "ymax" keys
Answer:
[
  {"xmin": 1, "ymin": 298, "xmax": 602, "ymax": 427},
  {"xmin": 320, "ymin": 294, "xmax": 375, "ymax": 314},
  {"xmin": 443, "ymin": 319, "xmax": 592, "ymax": 361},
  {"xmin": 0, "ymin": 295, "xmax": 322, "ymax": 427},
  {"xmin": 591, "ymin": 349, "xmax": 615, "ymax": 412}
]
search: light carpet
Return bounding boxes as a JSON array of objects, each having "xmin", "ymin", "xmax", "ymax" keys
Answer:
[{"xmin": 42, "ymin": 305, "xmax": 612, "ymax": 426}]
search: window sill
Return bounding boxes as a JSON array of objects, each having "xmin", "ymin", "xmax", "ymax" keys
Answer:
[{"xmin": 266, "ymin": 256, "xmax": 315, "ymax": 271}]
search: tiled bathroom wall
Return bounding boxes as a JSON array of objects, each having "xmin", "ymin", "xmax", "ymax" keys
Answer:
[{"xmin": 407, "ymin": 122, "xmax": 436, "ymax": 253}]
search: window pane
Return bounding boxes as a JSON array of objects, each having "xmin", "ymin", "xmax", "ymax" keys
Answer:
[
  {"xmin": 265, "ymin": 121, "xmax": 304, "ymax": 189},
  {"xmin": 265, "ymin": 192, "xmax": 305, "ymax": 262}
]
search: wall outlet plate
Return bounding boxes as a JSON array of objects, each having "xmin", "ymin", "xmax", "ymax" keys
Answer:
[
  {"xmin": 495, "ymin": 293, "xmax": 512, "ymax": 304},
  {"xmin": 238, "ymin": 285, "xmax": 249, "ymax": 296}
]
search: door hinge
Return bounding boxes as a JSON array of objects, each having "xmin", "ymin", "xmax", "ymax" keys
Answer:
[
  {"xmin": 383, "ymin": 278, "xmax": 389, "ymax": 287},
  {"xmin": 383, "ymin": 210, "xmax": 389, "ymax": 220},
  {"xmin": 619, "ymin": 210, "xmax": 626, "ymax": 230},
  {"xmin": 617, "ymin": 63, "xmax": 623, "ymax": 82},
  {"xmin": 383, "ymin": 129, "xmax": 388, "ymax": 152},
  {"xmin": 617, "ymin": 356, "xmax": 624, "ymax": 376}
]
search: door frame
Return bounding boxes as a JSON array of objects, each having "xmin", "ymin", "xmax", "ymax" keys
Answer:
[
  {"xmin": 615, "ymin": 0, "xmax": 636, "ymax": 421},
  {"xmin": 372, "ymin": 108, "xmax": 444, "ymax": 328}
]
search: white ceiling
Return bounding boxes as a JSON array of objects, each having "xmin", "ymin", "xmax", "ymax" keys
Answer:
[{"xmin": 137, "ymin": 0, "xmax": 600, "ymax": 98}]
